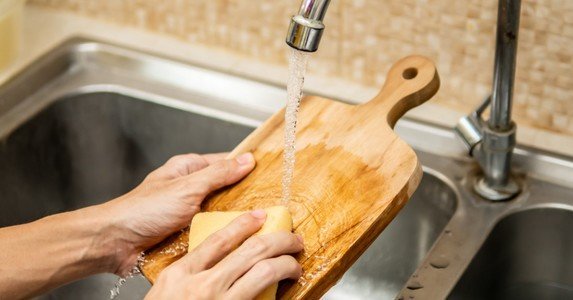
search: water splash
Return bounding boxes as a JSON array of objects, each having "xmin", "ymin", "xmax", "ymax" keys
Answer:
[
  {"xmin": 109, "ymin": 253, "xmax": 144, "ymax": 299},
  {"xmin": 109, "ymin": 277, "xmax": 127, "ymax": 300},
  {"xmin": 282, "ymin": 48, "xmax": 309, "ymax": 205}
]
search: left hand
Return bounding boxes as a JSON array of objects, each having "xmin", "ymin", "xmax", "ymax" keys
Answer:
[
  {"xmin": 145, "ymin": 211, "xmax": 303, "ymax": 300},
  {"xmin": 100, "ymin": 152, "xmax": 256, "ymax": 275}
]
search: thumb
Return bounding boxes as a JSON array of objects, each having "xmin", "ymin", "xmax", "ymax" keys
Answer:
[{"xmin": 187, "ymin": 152, "xmax": 256, "ymax": 197}]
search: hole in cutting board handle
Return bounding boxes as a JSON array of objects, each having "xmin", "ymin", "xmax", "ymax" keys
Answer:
[{"xmin": 402, "ymin": 67, "xmax": 418, "ymax": 80}]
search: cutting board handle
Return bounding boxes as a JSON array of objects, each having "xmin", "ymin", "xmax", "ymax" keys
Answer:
[{"xmin": 360, "ymin": 55, "xmax": 440, "ymax": 128}]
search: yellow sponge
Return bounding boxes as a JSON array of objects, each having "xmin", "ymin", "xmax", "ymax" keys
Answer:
[{"xmin": 188, "ymin": 206, "xmax": 293, "ymax": 300}]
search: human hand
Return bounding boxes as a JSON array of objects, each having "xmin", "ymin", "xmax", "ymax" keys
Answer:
[
  {"xmin": 100, "ymin": 152, "xmax": 256, "ymax": 275},
  {"xmin": 144, "ymin": 210, "xmax": 303, "ymax": 300}
]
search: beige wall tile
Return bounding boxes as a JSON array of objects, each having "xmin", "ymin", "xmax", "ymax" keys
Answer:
[{"xmin": 29, "ymin": 0, "xmax": 573, "ymax": 135}]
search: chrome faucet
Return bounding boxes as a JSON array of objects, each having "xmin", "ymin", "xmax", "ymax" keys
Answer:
[
  {"xmin": 455, "ymin": 0, "xmax": 522, "ymax": 200},
  {"xmin": 285, "ymin": 0, "xmax": 522, "ymax": 200},
  {"xmin": 286, "ymin": 0, "xmax": 331, "ymax": 52}
]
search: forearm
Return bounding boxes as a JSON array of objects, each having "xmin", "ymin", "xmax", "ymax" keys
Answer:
[{"xmin": 0, "ymin": 205, "xmax": 130, "ymax": 299}]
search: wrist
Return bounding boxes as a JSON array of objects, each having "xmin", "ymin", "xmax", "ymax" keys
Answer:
[
  {"xmin": 74, "ymin": 203, "xmax": 139, "ymax": 276},
  {"xmin": 92, "ymin": 202, "xmax": 142, "ymax": 276}
]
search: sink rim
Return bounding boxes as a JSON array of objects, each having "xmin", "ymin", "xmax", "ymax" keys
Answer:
[{"xmin": 1, "ymin": 37, "xmax": 573, "ymax": 299}]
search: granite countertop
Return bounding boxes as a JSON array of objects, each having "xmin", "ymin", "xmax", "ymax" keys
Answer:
[{"xmin": 1, "ymin": 6, "xmax": 572, "ymax": 156}]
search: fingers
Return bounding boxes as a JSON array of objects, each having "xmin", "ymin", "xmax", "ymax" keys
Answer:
[
  {"xmin": 226, "ymin": 255, "xmax": 302, "ymax": 300},
  {"xmin": 212, "ymin": 231, "xmax": 303, "ymax": 287},
  {"xmin": 181, "ymin": 210, "xmax": 267, "ymax": 272},
  {"xmin": 201, "ymin": 153, "xmax": 230, "ymax": 164},
  {"xmin": 147, "ymin": 152, "xmax": 229, "ymax": 180},
  {"xmin": 185, "ymin": 153, "xmax": 256, "ymax": 197},
  {"xmin": 147, "ymin": 208, "xmax": 303, "ymax": 300}
]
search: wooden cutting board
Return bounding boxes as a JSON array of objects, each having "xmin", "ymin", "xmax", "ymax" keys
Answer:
[{"xmin": 140, "ymin": 55, "xmax": 439, "ymax": 299}]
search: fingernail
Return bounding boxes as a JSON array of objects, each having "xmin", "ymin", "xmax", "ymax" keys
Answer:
[
  {"xmin": 250, "ymin": 209, "xmax": 267, "ymax": 219},
  {"xmin": 236, "ymin": 153, "xmax": 254, "ymax": 165},
  {"xmin": 296, "ymin": 234, "xmax": 304, "ymax": 245}
]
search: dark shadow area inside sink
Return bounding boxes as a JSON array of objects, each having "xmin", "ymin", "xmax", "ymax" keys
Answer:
[
  {"xmin": 325, "ymin": 172, "xmax": 457, "ymax": 299},
  {"xmin": 0, "ymin": 92, "xmax": 253, "ymax": 226},
  {"xmin": 450, "ymin": 208, "xmax": 573, "ymax": 300},
  {"xmin": 0, "ymin": 92, "xmax": 253, "ymax": 299}
]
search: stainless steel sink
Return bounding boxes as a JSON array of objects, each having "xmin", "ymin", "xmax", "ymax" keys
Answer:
[
  {"xmin": 1, "ymin": 38, "xmax": 573, "ymax": 299},
  {"xmin": 449, "ymin": 208, "xmax": 573, "ymax": 300},
  {"xmin": 0, "ymin": 93, "xmax": 252, "ymax": 227}
]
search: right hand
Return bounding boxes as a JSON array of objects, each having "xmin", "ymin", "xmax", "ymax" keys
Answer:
[
  {"xmin": 145, "ymin": 210, "xmax": 304, "ymax": 300},
  {"xmin": 100, "ymin": 152, "xmax": 257, "ymax": 275}
]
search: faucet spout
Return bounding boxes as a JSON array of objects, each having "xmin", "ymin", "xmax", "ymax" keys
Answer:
[{"xmin": 286, "ymin": 0, "xmax": 332, "ymax": 52}]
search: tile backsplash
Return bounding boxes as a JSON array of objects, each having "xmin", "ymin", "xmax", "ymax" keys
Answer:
[{"xmin": 30, "ymin": 0, "xmax": 573, "ymax": 136}]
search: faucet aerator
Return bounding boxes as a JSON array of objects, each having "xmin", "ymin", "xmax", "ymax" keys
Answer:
[{"xmin": 286, "ymin": 0, "xmax": 331, "ymax": 52}]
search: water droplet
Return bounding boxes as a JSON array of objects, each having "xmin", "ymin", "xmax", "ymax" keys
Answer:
[
  {"xmin": 110, "ymin": 259, "xmax": 142, "ymax": 299},
  {"xmin": 407, "ymin": 280, "xmax": 423, "ymax": 290},
  {"xmin": 430, "ymin": 256, "xmax": 450, "ymax": 269},
  {"xmin": 110, "ymin": 277, "xmax": 126, "ymax": 299}
]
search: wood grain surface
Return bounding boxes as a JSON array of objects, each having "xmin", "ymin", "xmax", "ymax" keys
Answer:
[{"xmin": 140, "ymin": 55, "xmax": 439, "ymax": 299}]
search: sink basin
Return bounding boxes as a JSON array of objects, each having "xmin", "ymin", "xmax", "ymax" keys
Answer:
[
  {"xmin": 0, "ymin": 93, "xmax": 252, "ymax": 227},
  {"xmin": 449, "ymin": 208, "xmax": 573, "ymax": 300},
  {"xmin": 1, "ymin": 38, "xmax": 573, "ymax": 299}
]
